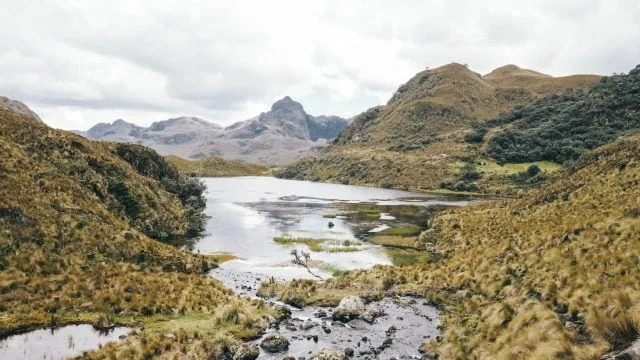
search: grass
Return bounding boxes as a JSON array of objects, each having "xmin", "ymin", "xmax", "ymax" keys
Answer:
[
  {"xmin": 273, "ymin": 236, "xmax": 327, "ymax": 252},
  {"xmin": 273, "ymin": 236, "xmax": 364, "ymax": 253},
  {"xmin": 209, "ymin": 252, "xmax": 238, "ymax": 263},
  {"xmin": 368, "ymin": 235, "xmax": 420, "ymax": 249},
  {"xmin": 322, "ymin": 213, "xmax": 337, "ymax": 218},
  {"xmin": 376, "ymin": 225, "xmax": 421, "ymax": 237}
]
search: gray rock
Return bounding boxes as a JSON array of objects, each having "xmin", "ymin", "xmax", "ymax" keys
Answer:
[
  {"xmin": 308, "ymin": 348, "xmax": 348, "ymax": 360},
  {"xmin": 332, "ymin": 296, "xmax": 366, "ymax": 322},
  {"xmin": 259, "ymin": 333, "xmax": 290, "ymax": 353},
  {"xmin": 344, "ymin": 347, "xmax": 354, "ymax": 357},
  {"xmin": 233, "ymin": 343, "xmax": 259, "ymax": 360},
  {"xmin": 602, "ymin": 338, "xmax": 640, "ymax": 359}
]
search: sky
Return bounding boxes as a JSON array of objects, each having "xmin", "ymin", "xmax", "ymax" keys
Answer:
[{"xmin": 1, "ymin": 1, "xmax": 639, "ymax": 130}]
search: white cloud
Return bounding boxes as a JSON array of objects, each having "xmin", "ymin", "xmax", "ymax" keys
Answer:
[{"xmin": 0, "ymin": 0, "xmax": 638, "ymax": 130}]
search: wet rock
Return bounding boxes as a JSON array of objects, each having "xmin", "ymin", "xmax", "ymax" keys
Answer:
[
  {"xmin": 301, "ymin": 320, "xmax": 316, "ymax": 330},
  {"xmin": 332, "ymin": 296, "xmax": 365, "ymax": 322},
  {"xmin": 362, "ymin": 307, "xmax": 385, "ymax": 324},
  {"xmin": 344, "ymin": 347, "xmax": 354, "ymax": 357},
  {"xmin": 233, "ymin": 343, "xmax": 259, "ymax": 360},
  {"xmin": 322, "ymin": 326, "xmax": 332, "ymax": 334},
  {"xmin": 118, "ymin": 334, "xmax": 127, "ymax": 340},
  {"xmin": 308, "ymin": 348, "xmax": 348, "ymax": 360},
  {"xmin": 259, "ymin": 333, "xmax": 290, "ymax": 353},
  {"xmin": 283, "ymin": 357, "xmax": 296, "ymax": 360},
  {"xmin": 385, "ymin": 325, "xmax": 397, "ymax": 337},
  {"xmin": 314, "ymin": 310, "xmax": 328, "ymax": 318}
]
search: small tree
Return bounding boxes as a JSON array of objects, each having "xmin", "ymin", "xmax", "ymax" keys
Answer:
[{"xmin": 290, "ymin": 249, "xmax": 323, "ymax": 280}]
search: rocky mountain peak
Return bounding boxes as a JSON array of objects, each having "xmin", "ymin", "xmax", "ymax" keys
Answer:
[
  {"xmin": 271, "ymin": 96, "xmax": 305, "ymax": 113},
  {"xmin": 0, "ymin": 96, "xmax": 42, "ymax": 122}
]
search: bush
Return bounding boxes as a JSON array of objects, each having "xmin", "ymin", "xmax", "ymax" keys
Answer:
[{"xmin": 486, "ymin": 66, "xmax": 640, "ymax": 164}]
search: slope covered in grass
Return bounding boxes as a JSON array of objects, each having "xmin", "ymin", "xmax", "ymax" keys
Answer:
[
  {"xmin": 0, "ymin": 109, "xmax": 275, "ymax": 358},
  {"xmin": 276, "ymin": 63, "xmax": 600, "ymax": 194},
  {"xmin": 263, "ymin": 133, "xmax": 640, "ymax": 359},
  {"xmin": 166, "ymin": 154, "xmax": 267, "ymax": 177}
]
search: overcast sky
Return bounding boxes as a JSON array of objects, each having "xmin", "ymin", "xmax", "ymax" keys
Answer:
[{"xmin": 1, "ymin": 1, "xmax": 639, "ymax": 130}]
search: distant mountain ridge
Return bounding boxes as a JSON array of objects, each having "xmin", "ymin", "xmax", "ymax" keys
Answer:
[
  {"xmin": 0, "ymin": 96, "xmax": 42, "ymax": 122},
  {"xmin": 78, "ymin": 97, "xmax": 349, "ymax": 165}
]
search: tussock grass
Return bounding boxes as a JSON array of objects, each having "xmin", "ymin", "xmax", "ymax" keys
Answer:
[
  {"xmin": 0, "ymin": 110, "xmax": 276, "ymax": 358},
  {"xmin": 165, "ymin": 155, "xmax": 267, "ymax": 177},
  {"xmin": 261, "ymin": 134, "xmax": 640, "ymax": 359}
]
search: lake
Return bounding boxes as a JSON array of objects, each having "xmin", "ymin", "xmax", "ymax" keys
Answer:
[{"xmin": 195, "ymin": 177, "xmax": 473, "ymax": 280}]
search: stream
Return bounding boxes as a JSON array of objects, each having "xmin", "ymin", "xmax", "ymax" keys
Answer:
[{"xmin": 197, "ymin": 177, "xmax": 473, "ymax": 359}]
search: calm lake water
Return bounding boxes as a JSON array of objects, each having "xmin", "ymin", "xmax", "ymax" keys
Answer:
[
  {"xmin": 196, "ymin": 177, "xmax": 472, "ymax": 279},
  {"xmin": 0, "ymin": 325, "xmax": 130, "ymax": 360}
]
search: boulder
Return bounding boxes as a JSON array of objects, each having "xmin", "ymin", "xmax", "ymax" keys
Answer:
[
  {"xmin": 233, "ymin": 343, "xmax": 259, "ymax": 360},
  {"xmin": 309, "ymin": 348, "xmax": 348, "ymax": 360},
  {"xmin": 332, "ymin": 296, "xmax": 365, "ymax": 322},
  {"xmin": 602, "ymin": 338, "xmax": 640, "ymax": 359},
  {"xmin": 259, "ymin": 333, "xmax": 290, "ymax": 353}
]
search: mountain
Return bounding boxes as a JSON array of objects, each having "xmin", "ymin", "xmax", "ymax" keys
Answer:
[
  {"xmin": 276, "ymin": 63, "xmax": 602, "ymax": 194},
  {"xmin": 0, "ymin": 96, "xmax": 42, "ymax": 122},
  {"xmin": 79, "ymin": 97, "xmax": 349, "ymax": 165},
  {"xmin": 266, "ymin": 132, "xmax": 640, "ymax": 359},
  {"xmin": 0, "ymin": 108, "xmax": 275, "ymax": 356}
]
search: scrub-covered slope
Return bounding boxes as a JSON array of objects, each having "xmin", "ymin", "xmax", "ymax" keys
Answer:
[
  {"xmin": 265, "ymin": 133, "xmax": 640, "ymax": 359},
  {"xmin": 0, "ymin": 109, "xmax": 275, "ymax": 358}
]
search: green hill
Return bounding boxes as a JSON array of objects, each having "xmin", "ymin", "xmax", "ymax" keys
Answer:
[
  {"xmin": 263, "ymin": 132, "xmax": 640, "ymax": 359},
  {"xmin": 485, "ymin": 65, "xmax": 640, "ymax": 164},
  {"xmin": 0, "ymin": 109, "xmax": 275, "ymax": 358},
  {"xmin": 276, "ymin": 63, "xmax": 601, "ymax": 195}
]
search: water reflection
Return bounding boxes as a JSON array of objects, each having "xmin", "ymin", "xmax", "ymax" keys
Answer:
[
  {"xmin": 196, "ymin": 177, "xmax": 473, "ymax": 278},
  {"xmin": 0, "ymin": 325, "xmax": 130, "ymax": 360}
]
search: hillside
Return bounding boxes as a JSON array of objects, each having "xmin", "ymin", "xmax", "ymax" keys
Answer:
[
  {"xmin": 263, "ymin": 133, "xmax": 640, "ymax": 359},
  {"xmin": 276, "ymin": 63, "xmax": 601, "ymax": 195},
  {"xmin": 0, "ymin": 109, "xmax": 276, "ymax": 358},
  {"xmin": 79, "ymin": 97, "xmax": 349, "ymax": 165},
  {"xmin": 485, "ymin": 65, "xmax": 640, "ymax": 164},
  {"xmin": 166, "ymin": 155, "xmax": 267, "ymax": 177}
]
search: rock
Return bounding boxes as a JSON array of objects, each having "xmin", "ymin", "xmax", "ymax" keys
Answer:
[
  {"xmin": 259, "ymin": 333, "xmax": 290, "ymax": 353},
  {"xmin": 314, "ymin": 310, "xmax": 328, "ymax": 318},
  {"xmin": 233, "ymin": 343, "xmax": 259, "ymax": 360},
  {"xmin": 602, "ymin": 338, "xmax": 640, "ymax": 359},
  {"xmin": 385, "ymin": 325, "xmax": 397, "ymax": 336},
  {"xmin": 309, "ymin": 348, "xmax": 348, "ymax": 360},
  {"xmin": 164, "ymin": 333, "xmax": 176, "ymax": 340},
  {"xmin": 118, "ymin": 334, "xmax": 127, "ymax": 340},
  {"xmin": 362, "ymin": 307, "xmax": 385, "ymax": 324},
  {"xmin": 420, "ymin": 351, "xmax": 438, "ymax": 360},
  {"xmin": 283, "ymin": 357, "xmax": 296, "ymax": 360},
  {"xmin": 301, "ymin": 320, "xmax": 316, "ymax": 330},
  {"xmin": 332, "ymin": 296, "xmax": 366, "ymax": 322},
  {"xmin": 344, "ymin": 347, "xmax": 354, "ymax": 357}
]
